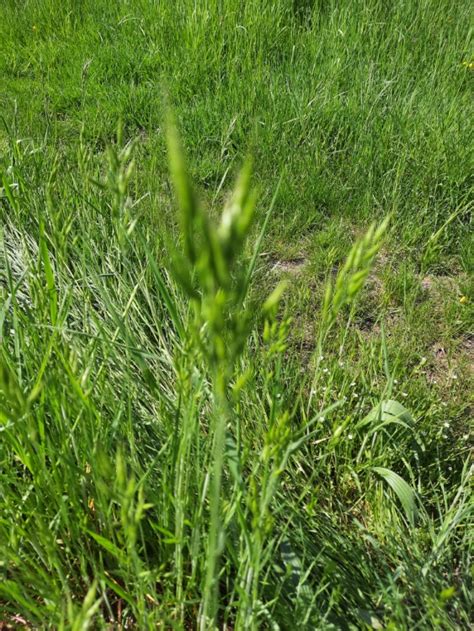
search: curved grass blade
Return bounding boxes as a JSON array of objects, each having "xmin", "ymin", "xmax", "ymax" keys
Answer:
[{"xmin": 372, "ymin": 466, "xmax": 417, "ymax": 526}]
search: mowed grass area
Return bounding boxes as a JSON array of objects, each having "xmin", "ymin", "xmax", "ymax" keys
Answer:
[{"xmin": 0, "ymin": 0, "xmax": 473, "ymax": 628}]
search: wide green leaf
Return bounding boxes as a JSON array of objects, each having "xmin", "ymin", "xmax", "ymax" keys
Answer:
[{"xmin": 372, "ymin": 466, "xmax": 417, "ymax": 526}]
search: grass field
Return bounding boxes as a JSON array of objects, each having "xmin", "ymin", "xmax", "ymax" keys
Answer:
[{"xmin": 0, "ymin": 0, "xmax": 473, "ymax": 628}]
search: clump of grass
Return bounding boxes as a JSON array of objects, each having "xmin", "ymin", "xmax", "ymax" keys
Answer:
[
  {"xmin": 0, "ymin": 0, "xmax": 472, "ymax": 626},
  {"xmin": 0, "ymin": 120, "xmax": 471, "ymax": 629}
]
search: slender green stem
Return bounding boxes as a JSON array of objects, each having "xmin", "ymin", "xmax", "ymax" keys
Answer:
[{"xmin": 201, "ymin": 367, "xmax": 231, "ymax": 629}]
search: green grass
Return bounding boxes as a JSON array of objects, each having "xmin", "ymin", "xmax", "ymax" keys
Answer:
[{"xmin": 0, "ymin": 0, "xmax": 473, "ymax": 628}]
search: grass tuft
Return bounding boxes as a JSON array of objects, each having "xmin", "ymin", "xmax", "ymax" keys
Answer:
[{"xmin": 0, "ymin": 1, "xmax": 472, "ymax": 628}]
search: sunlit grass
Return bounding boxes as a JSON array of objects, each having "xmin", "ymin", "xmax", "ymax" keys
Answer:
[{"xmin": 0, "ymin": 0, "xmax": 472, "ymax": 628}]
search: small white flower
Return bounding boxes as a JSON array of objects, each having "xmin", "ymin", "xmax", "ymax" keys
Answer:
[
  {"xmin": 401, "ymin": 392, "xmax": 408, "ymax": 398},
  {"xmin": 339, "ymin": 361, "xmax": 344, "ymax": 367},
  {"xmin": 443, "ymin": 422, "xmax": 450, "ymax": 428},
  {"xmin": 353, "ymin": 393, "xmax": 359, "ymax": 399},
  {"xmin": 452, "ymin": 374, "xmax": 458, "ymax": 380},
  {"xmin": 319, "ymin": 355, "xmax": 324, "ymax": 361},
  {"xmin": 319, "ymin": 416, "xmax": 325, "ymax": 423},
  {"xmin": 462, "ymin": 434, "xmax": 469, "ymax": 441},
  {"xmin": 348, "ymin": 433, "xmax": 353, "ymax": 440},
  {"xmin": 350, "ymin": 382, "xmax": 356, "ymax": 387},
  {"xmin": 322, "ymin": 368, "xmax": 329, "ymax": 374},
  {"xmin": 394, "ymin": 379, "xmax": 399, "ymax": 384}
]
